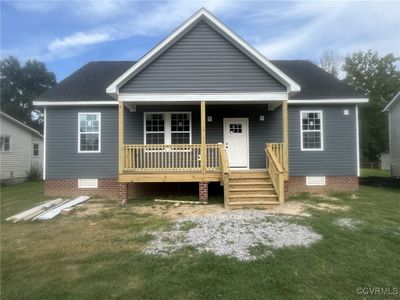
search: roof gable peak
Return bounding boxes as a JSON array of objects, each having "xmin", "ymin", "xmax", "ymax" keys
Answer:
[{"xmin": 106, "ymin": 8, "xmax": 300, "ymax": 96}]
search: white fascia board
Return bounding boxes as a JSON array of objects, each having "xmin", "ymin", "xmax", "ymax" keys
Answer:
[
  {"xmin": 106, "ymin": 8, "xmax": 300, "ymax": 95},
  {"xmin": 382, "ymin": 91, "xmax": 400, "ymax": 112},
  {"xmin": 118, "ymin": 92, "xmax": 288, "ymax": 102},
  {"xmin": 33, "ymin": 101, "xmax": 119, "ymax": 106},
  {"xmin": 288, "ymin": 98, "xmax": 369, "ymax": 104}
]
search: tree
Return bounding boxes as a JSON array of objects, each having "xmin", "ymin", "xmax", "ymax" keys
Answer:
[
  {"xmin": 1, "ymin": 56, "xmax": 56, "ymax": 132},
  {"xmin": 343, "ymin": 50, "xmax": 400, "ymax": 161},
  {"xmin": 320, "ymin": 50, "xmax": 342, "ymax": 78}
]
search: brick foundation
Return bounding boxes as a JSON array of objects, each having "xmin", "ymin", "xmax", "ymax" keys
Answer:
[
  {"xmin": 286, "ymin": 176, "xmax": 359, "ymax": 195},
  {"xmin": 199, "ymin": 182, "xmax": 209, "ymax": 202},
  {"xmin": 45, "ymin": 179, "xmax": 128, "ymax": 202}
]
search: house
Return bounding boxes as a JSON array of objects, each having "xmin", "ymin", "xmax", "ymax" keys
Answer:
[
  {"xmin": 0, "ymin": 111, "xmax": 44, "ymax": 184},
  {"xmin": 33, "ymin": 9, "xmax": 368, "ymax": 208},
  {"xmin": 382, "ymin": 91, "xmax": 400, "ymax": 177}
]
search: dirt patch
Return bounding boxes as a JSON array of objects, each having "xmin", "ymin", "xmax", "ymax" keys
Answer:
[
  {"xmin": 75, "ymin": 202, "xmax": 114, "ymax": 217},
  {"xmin": 307, "ymin": 203, "xmax": 349, "ymax": 212},
  {"xmin": 133, "ymin": 204, "xmax": 226, "ymax": 219}
]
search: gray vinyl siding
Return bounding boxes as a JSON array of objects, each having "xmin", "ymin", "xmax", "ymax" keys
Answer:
[
  {"xmin": 46, "ymin": 104, "xmax": 358, "ymax": 178},
  {"xmin": 288, "ymin": 105, "xmax": 358, "ymax": 176},
  {"xmin": 120, "ymin": 21, "xmax": 286, "ymax": 94},
  {"xmin": 389, "ymin": 100, "xmax": 400, "ymax": 176},
  {"xmin": 46, "ymin": 107, "xmax": 118, "ymax": 179}
]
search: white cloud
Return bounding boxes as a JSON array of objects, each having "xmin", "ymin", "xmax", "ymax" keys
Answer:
[
  {"xmin": 48, "ymin": 31, "xmax": 113, "ymax": 52},
  {"xmin": 253, "ymin": 1, "xmax": 400, "ymax": 60},
  {"xmin": 41, "ymin": 0, "xmax": 241, "ymax": 60}
]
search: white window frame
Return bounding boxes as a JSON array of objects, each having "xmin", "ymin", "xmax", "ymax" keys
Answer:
[
  {"xmin": 300, "ymin": 110, "xmax": 324, "ymax": 151},
  {"xmin": 33, "ymin": 143, "xmax": 39, "ymax": 157},
  {"xmin": 144, "ymin": 112, "xmax": 192, "ymax": 145},
  {"xmin": 0, "ymin": 135, "xmax": 11, "ymax": 152},
  {"xmin": 78, "ymin": 112, "xmax": 101, "ymax": 153}
]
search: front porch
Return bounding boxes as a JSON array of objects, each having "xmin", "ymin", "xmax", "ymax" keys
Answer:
[{"xmin": 118, "ymin": 101, "xmax": 289, "ymax": 207}]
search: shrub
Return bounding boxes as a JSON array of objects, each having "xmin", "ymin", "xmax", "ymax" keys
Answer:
[{"xmin": 26, "ymin": 165, "xmax": 42, "ymax": 181}]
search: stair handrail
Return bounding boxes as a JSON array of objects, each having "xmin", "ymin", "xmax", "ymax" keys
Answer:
[
  {"xmin": 266, "ymin": 144, "xmax": 285, "ymax": 203},
  {"xmin": 219, "ymin": 143, "xmax": 230, "ymax": 208}
]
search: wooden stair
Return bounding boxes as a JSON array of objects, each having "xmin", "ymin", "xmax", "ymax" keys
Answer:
[{"xmin": 226, "ymin": 171, "xmax": 280, "ymax": 209}]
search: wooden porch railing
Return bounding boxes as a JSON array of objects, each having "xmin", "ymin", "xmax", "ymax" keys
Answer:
[
  {"xmin": 266, "ymin": 143, "xmax": 285, "ymax": 203},
  {"xmin": 268, "ymin": 143, "xmax": 288, "ymax": 174},
  {"xmin": 122, "ymin": 144, "xmax": 221, "ymax": 172}
]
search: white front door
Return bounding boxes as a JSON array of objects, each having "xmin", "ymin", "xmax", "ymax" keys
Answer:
[{"xmin": 223, "ymin": 118, "xmax": 249, "ymax": 168}]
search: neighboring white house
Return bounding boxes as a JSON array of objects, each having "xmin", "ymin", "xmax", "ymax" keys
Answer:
[
  {"xmin": 0, "ymin": 111, "xmax": 44, "ymax": 184},
  {"xmin": 382, "ymin": 91, "xmax": 400, "ymax": 178}
]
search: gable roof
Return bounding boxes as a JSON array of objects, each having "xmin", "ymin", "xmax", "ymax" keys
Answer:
[
  {"xmin": 33, "ymin": 60, "xmax": 367, "ymax": 105},
  {"xmin": 0, "ymin": 111, "xmax": 43, "ymax": 138},
  {"xmin": 272, "ymin": 60, "xmax": 366, "ymax": 100},
  {"xmin": 382, "ymin": 91, "xmax": 400, "ymax": 112},
  {"xmin": 106, "ymin": 8, "xmax": 301, "ymax": 95}
]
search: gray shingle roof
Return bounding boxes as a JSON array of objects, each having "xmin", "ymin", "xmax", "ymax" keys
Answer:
[
  {"xmin": 36, "ymin": 60, "xmax": 365, "ymax": 102},
  {"xmin": 271, "ymin": 60, "xmax": 365, "ymax": 99},
  {"xmin": 36, "ymin": 61, "xmax": 135, "ymax": 101}
]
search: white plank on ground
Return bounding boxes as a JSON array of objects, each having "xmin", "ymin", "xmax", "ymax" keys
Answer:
[
  {"xmin": 31, "ymin": 199, "xmax": 71, "ymax": 221},
  {"xmin": 6, "ymin": 198, "xmax": 63, "ymax": 223},
  {"xmin": 36, "ymin": 196, "xmax": 90, "ymax": 220}
]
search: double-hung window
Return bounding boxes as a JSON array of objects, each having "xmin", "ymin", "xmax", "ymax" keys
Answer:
[
  {"xmin": 33, "ymin": 143, "xmax": 39, "ymax": 157},
  {"xmin": 145, "ymin": 112, "xmax": 191, "ymax": 144},
  {"xmin": 78, "ymin": 113, "xmax": 101, "ymax": 153},
  {"xmin": 0, "ymin": 136, "xmax": 11, "ymax": 152},
  {"xmin": 301, "ymin": 111, "xmax": 323, "ymax": 151}
]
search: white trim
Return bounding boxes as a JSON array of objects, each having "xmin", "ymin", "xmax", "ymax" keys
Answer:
[
  {"xmin": 223, "ymin": 117, "xmax": 249, "ymax": 169},
  {"xmin": 43, "ymin": 108, "xmax": 46, "ymax": 180},
  {"xmin": 77, "ymin": 112, "xmax": 102, "ymax": 153},
  {"xmin": 143, "ymin": 112, "xmax": 192, "ymax": 145},
  {"xmin": 78, "ymin": 179, "xmax": 98, "ymax": 189},
  {"xmin": 356, "ymin": 105, "xmax": 360, "ymax": 177},
  {"xmin": 306, "ymin": 176, "xmax": 326, "ymax": 186},
  {"xmin": 33, "ymin": 101, "xmax": 118, "ymax": 106},
  {"xmin": 289, "ymin": 98, "xmax": 368, "ymax": 104},
  {"xmin": 119, "ymin": 92, "xmax": 288, "ymax": 102},
  {"xmin": 300, "ymin": 110, "xmax": 324, "ymax": 151},
  {"xmin": 106, "ymin": 8, "xmax": 300, "ymax": 95},
  {"xmin": 382, "ymin": 91, "xmax": 400, "ymax": 112}
]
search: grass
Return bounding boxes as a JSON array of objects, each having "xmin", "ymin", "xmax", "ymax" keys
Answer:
[
  {"xmin": 1, "ymin": 181, "xmax": 400, "ymax": 299},
  {"xmin": 361, "ymin": 168, "xmax": 390, "ymax": 177}
]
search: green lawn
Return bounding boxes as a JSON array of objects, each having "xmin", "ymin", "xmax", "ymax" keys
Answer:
[
  {"xmin": 1, "ymin": 181, "xmax": 400, "ymax": 299},
  {"xmin": 361, "ymin": 168, "xmax": 390, "ymax": 177}
]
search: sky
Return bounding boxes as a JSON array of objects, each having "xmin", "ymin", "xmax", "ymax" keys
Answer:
[{"xmin": 1, "ymin": 0, "xmax": 399, "ymax": 81}]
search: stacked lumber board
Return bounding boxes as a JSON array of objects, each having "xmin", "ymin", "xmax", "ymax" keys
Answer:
[{"xmin": 6, "ymin": 196, "xmax": 90, "ymax": 223}]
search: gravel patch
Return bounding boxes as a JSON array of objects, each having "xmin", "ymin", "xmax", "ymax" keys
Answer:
[
  {"xmin": 143, "ymin": 210, "xmax": 322, "ymax": 261},
  {"xmin": 335, "ymin": 218, "xmax": 363, "ymax": 230}
]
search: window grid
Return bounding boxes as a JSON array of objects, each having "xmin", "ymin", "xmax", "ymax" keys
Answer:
[
  {"xmin": 301, "ymin": 111, "xmax": 323, "ymax": 151},
  {"xmin": 78, "ymin": 113, "xmax": 101, "ymax": 153},
  {"xmin": 171, "ymin": 113, "xmax": 190, "ymax": 144},
  {"xmin": 144, "ymin": 112, "xmax": 191, "ymax": 144}
]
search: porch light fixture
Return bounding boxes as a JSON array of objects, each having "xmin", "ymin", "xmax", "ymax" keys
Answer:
[
  {"xmin": 207, "ymin": 116, "xmax": 213, "ymax": 122},
  {"xmin": 259, "ymin": 115, "xmax": 265, "ymax": 121}
]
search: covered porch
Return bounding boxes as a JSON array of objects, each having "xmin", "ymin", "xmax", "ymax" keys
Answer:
[{"xmin": 117, "ymin": 100, "xmax": 289, "ymax": 207}]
